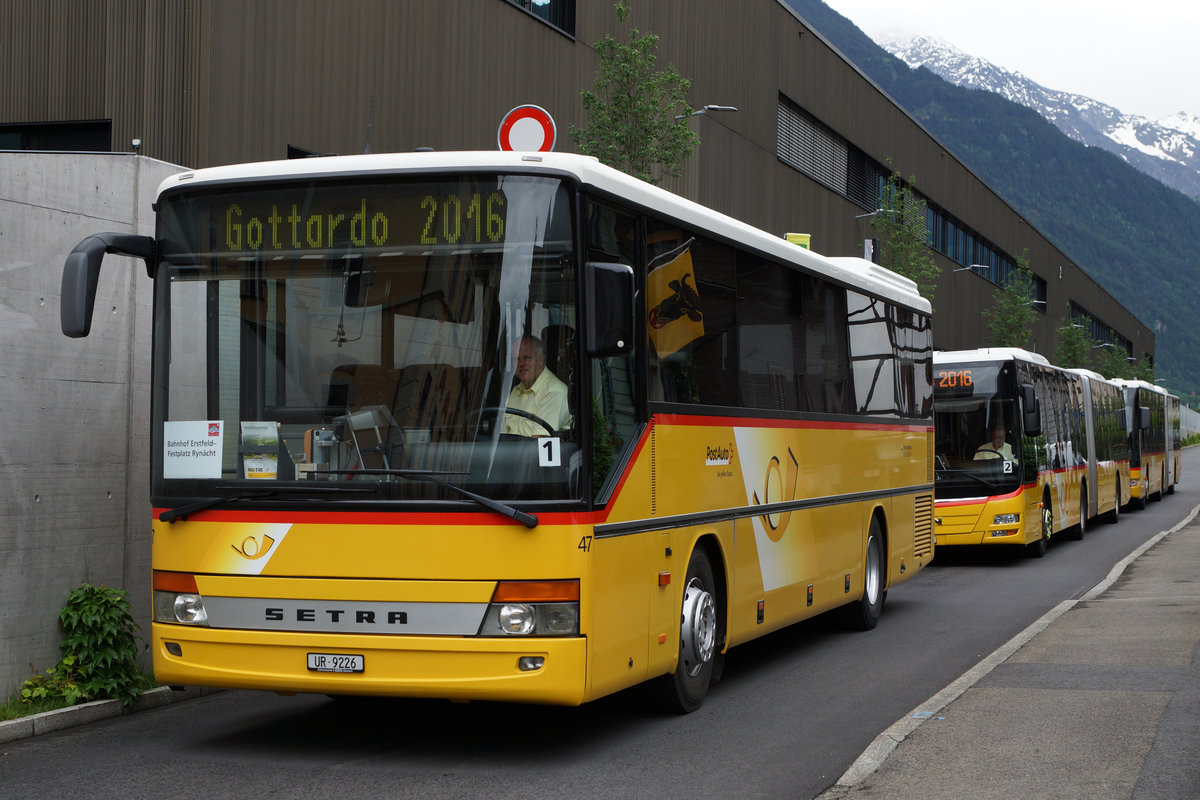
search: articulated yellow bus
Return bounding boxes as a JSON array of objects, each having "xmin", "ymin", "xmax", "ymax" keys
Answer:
[
  {"xmin": 61, "ymin": 151, "xmax": 933, "ymax": 712},
  {"xmin": 1118, "ymin": 379, "xmax": 1181, "ymax": 507},
  {"xmin": 933, "ymin": 349, "xmax": 1128, "ymax": 556}
]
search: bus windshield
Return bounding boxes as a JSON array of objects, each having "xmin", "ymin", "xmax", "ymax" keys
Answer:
[
  {"xmin": 934, "ymin": 362, "xmax": 1023, "ymax": 497},
  {"xmin": 151, "ymin": 174, "xmax": 581, "ymax": 506}
]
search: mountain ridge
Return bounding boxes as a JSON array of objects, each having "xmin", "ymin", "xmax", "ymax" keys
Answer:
[{"xmin": 883, "ymin": 36, "xmax": 1200, "ymax": 201}]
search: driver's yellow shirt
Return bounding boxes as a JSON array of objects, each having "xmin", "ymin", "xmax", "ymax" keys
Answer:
[{"xmin": 503, "ymin": 368, "xmax": 572, "ymax": 436}]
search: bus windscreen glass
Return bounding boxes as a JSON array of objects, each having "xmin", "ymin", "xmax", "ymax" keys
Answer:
[
  {"xmin": 933, "ymin": 362, "xmax": 1024, "ymax": 497},
  {"xmin": 151, "ymin": 175, "xmax": 581, "ymax": 504}
]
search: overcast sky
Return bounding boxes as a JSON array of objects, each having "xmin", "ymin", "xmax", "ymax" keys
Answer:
[{"xmin": 819, "ymin": 0, "xmax": 1196, "ymax": 120}]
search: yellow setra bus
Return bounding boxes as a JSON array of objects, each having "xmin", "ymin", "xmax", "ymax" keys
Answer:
[{"xmin": 61, "ymin": 151, "xmax": 934, "ymax": 711}]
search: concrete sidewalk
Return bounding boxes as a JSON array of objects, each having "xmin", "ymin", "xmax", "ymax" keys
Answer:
[{"xmin": 818, "ymin": 507, "xmax": 1200, "ymax": 800}]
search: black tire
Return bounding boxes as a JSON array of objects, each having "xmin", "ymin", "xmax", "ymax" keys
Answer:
[
  {"xmin": 843, "ymin": 516, "xmax": 885, "ymax": 631},
  {"xmin": 649, "ymin": 548, "xmax": 718, "ymax": 714},
  {"xmin": 1065, "ymin": 487, "xmax": 1086, "ymax": 541},
  {"xmin": 1027, "ymin": 494, "xmax": 1051, "ymax": 558}
]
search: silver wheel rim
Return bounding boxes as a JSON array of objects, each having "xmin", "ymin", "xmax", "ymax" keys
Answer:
[
  {"xmin": 680, "ymin": 577, "xmax": 716, "ymax": 677},
  {"xmin": 865, "ymin": 535, "xmax": 881, "ymax": 605}
]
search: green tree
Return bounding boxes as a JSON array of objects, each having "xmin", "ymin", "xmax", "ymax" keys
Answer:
[
  {"xmin": 983, "ymin": 251, "xmax": 1038, "ymax": 348},
  {"xmin": 570, "ymin": 1, "xmax": 699, "ymax": 184},
  {"xmin": 1054, "ymin": 312, "xmax": 1094, "ymax": 369},
  {"xmin": 1131, "ymin": 355, "xmax": 1155, "ymax": 383},
  {"xmin": 1095, "ymin": 344, "xmax": 1133, "ymax": 379},
  {"xmin": 870, "ymin": 168, "xmax": 940, "ymax": 307}
]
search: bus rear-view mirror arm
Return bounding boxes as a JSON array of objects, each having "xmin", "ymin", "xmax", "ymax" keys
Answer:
[{"xmin": 61, "ymin": 232, "xmax": 156, "ymax": 338}]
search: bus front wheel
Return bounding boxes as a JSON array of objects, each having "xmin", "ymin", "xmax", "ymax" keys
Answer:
[
  {"xmin": 1028, "ymin": 495, "xmax": 1051, "ymax": 558},
  {"xmin": 650, "ymin": 548, "xmax": 717, "ymax": 713}
]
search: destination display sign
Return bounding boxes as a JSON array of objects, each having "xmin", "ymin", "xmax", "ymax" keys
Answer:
[{"xmin": 190, "ymin": 181, "xmax": 513, "ymax": 254}]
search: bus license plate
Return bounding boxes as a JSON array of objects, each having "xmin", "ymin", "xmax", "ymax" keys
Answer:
[{"xmin": 307, "ymin": 653, "xmax": 364, "ymax": 673}]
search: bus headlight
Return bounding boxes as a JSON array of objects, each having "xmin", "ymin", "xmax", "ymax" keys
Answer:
[
  {"xmin": 479, "ymin": 580, "xmax": 580, "ymax": 637},
  {"xmin": 498, "ymin": 604, "xmax": 536, "ymax": 634},
  {"xmin": 993, "ymin": 513, "xmax": 1020, "ymax": 525},
  {"xmin": 152, "ymin": 572, "xmax": 210, "ymax": 625},
  {"xmin": 482, "ymin": 602, "xmax": 579, "ymax": 636},
  {"xmin": 153, "ymin": 590, "xmax": 209, "ymax": 625}
]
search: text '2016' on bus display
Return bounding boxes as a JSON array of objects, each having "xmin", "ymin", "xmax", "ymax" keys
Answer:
[{"xmin": 62, "ymin": 151, "xmax": 934, "ymax": 712}]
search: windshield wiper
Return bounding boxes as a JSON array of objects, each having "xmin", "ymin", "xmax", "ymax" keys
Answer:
[
  {"xmin": 935, "ymin": 467, "xmax": 999, "ymax": 491},
  {"xmin": 159, "ymin": 484, "xmax": 374, "ymax": 524},
  {"xmin": 322, "ymin": 468, "xmax": 538, "ymax": 529}
]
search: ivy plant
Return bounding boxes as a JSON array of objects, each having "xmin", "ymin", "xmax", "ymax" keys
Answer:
[{"xmin": 22, "ymin": 583, "xmax": 147, "ymax": 708}]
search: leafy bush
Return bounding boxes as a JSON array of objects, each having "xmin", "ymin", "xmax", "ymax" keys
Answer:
[{"xmin": 21, "ymin": 583, "xmax": 147, "ymax": 707}]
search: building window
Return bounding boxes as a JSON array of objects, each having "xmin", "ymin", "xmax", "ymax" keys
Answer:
[
  {"xmin": 0, "ymin": 120, "xmax": 111, "ymax": 152},
  {"xmin": 503, "ymin": 0, "xmax": 575, "ymax": 36},
  {"xmin": 777, "ymin": 96, "xmax": 849, "ymax": 196},
  {"xmin": 1070, "ymin": 302, "xmax": 1131, "ymax": 354}
]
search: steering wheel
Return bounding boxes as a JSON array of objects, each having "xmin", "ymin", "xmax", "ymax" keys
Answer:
[{"xmin": 470, "ymin": 406, "xmax": 556, "ymax": 438}]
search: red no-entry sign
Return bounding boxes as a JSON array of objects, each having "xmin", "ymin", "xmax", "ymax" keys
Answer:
[{"xmin": 498, "ymin": 105, "xmax": 557, "ymax": 152}]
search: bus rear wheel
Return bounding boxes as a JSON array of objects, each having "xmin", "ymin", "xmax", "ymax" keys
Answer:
[
  {"xmin": 1065, "ymin": 488, "xmax": 1086, "ymax": 541},
  {"xmin": 650, "ymin": 548, "xmax": 717, "ymax": 713},
  {"xmin": 843, "ymin": 516, "xmax": 885, "ymax": 631}
]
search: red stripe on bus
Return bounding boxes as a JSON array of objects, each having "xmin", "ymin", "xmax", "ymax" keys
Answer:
[
  {"xmin": 935, "ymin": 482, "xmax": 1037, "ymax": 506},
  {"xmin": 152, "ymin": 508, "xmax": 597, "ymax": 526},
  {"xmin": 650, "ymin": 413, "xmax": 932, "ymax": 434}
]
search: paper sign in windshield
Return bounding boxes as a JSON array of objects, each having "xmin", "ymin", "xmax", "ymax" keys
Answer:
[{"xmin": 164, "ymin": 420, "xmax": 224, "ymax": 479}]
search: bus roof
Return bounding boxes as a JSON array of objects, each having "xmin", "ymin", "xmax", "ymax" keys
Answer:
[
  {"xmin": 1115, "ymin": 378, "xmax": 1170, "ymax": 395},
  {"xmin": 933, "ymin": 347, "xmax": 1051, "ymax": 366},
  {"xmin": 1067, "ymin": 367, "xmax": 1109, "ymax": 382},
  {"xmin": 156, "ymin": 150, "xmax": 930, "ymax": 313}
]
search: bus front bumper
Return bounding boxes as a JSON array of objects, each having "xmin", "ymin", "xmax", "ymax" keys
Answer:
[
  {"xmin": 935, "ymin": 497, "xmax": 1032, "ymax": 546},
  {"xmin": 152, "ymin": 623, "xmax": 589, "ymax": 706}
]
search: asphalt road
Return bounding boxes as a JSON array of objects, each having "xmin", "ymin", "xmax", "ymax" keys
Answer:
[{"xmin": 3, "ymin": 449, "xmax": 1195, "ymax": 800}]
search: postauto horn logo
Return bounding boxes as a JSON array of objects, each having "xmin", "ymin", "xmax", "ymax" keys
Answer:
[{"xmin": 752, "ymin": 448, "xmax": 799, "ymax": 542}]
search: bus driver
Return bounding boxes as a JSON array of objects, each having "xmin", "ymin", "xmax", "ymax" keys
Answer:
[
  {"xmin": 974, "ymin": 422, "xmax": 1015, "ymax": 462},
  {"xmin": 503, "ymin": 335, "xmax": 572, "ymax": 437}
]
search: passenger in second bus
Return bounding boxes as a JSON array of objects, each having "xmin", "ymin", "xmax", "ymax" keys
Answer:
[
  {"xmin": 974, "ymin": 422, "xmax": 1015, "ymax": 462},
  {"xmin": 503, "ymin": 335, "xmax": 572, "ymax": 437}
]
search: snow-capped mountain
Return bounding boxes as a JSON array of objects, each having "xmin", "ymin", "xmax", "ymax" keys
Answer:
[{"xmin": 884, "ymin": 36, "xmax": 1200, "ymax": 201}]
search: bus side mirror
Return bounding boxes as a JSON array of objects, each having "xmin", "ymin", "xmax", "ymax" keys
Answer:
[
  {"xmin": 584, "ymin": 261, "xmax": 634, "ymax": 357},
  {"xmin": 1021, "ymin": 383, "xmax": 1041, "ymax": 436},
  {"xmin": 1139, "ymin": 406, "xmax": 1151, "ymax": 431},
  {"xmin": 1115, "ymin": 408, "xmax": 1127, "ymax": 431},
  {"xmin": 61, "ymin": 233, "xmax": 156, "ymax": 338}
]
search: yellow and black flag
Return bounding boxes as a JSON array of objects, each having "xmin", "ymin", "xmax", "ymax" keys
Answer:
[{"xmin": 646, "ymin": 239, "xmax": 704, "ymax": 358}]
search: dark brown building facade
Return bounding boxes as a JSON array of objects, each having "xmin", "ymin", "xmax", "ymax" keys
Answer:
[{"xmin": 0, "ymin": 0, "xmax": 1152, "ymax": 360}]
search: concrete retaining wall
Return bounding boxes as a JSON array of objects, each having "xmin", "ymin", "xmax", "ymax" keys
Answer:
[{"xmin": 0, "ymin": 152, "xmax": 185, "ymax": 698}]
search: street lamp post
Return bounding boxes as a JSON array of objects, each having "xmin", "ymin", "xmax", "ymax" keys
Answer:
[{"xmin": 675, "ymin": 104, "xmax": 738, "ymax": 121}]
